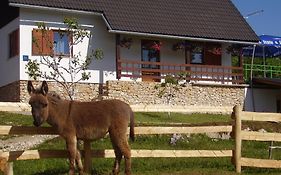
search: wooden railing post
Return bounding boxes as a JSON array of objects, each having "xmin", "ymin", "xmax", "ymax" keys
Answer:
[
  {"xmin": 234, "ymin": 105, "xmax": 242, "ymax": 173},
  {"xmin": 83, "ymin": 140, "xmax": 92, "ymax": 175}
]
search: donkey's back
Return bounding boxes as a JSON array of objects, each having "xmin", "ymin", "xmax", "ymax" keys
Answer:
[{"xmin": 69, "ymin": 99, "xmax": 134, "ymax": 141}]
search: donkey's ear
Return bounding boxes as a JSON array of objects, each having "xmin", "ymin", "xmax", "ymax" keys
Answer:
[
  {"xmin": 41, "ymin": 81, "xmax": 49, "ymax": 96},
  {"xmin": 27, "ymin": 81, "xmax": 35, "ymax": 95}
]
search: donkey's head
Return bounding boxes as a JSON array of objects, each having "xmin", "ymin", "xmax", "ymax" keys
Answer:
[{"xmin": 27, "ymin": 81, "xmax": 49, "ymax": 127}]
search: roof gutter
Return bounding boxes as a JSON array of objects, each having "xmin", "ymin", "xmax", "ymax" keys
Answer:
[
  {"xmin": 108, "ymin": 29, "xmax": 259, "ymax": 45},
  {"xmin": 10, "ymin": 3, "xmax": 259, "ymax": 45}
]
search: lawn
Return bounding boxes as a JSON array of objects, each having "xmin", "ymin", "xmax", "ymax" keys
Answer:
[{"xmin": 1, "ymin": 111, "xmax": 281, "ymax": 175}]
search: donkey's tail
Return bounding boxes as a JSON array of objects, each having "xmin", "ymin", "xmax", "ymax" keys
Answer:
[{"xmin": 129, "ymin": 109, "xmax": 135, "ymax": 142}]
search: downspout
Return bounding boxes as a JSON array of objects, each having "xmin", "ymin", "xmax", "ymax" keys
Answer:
[{"xmin": 250, "ymin": 44, "xmax": 256, "ymax": 111}]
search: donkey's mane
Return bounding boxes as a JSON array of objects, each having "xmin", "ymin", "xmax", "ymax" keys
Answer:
[{"xmin": 47, "ymin": 91, "xmax": 62, "ymax": 105}]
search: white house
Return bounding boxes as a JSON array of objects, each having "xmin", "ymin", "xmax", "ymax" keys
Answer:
[{"xmin": 0, "ymin": 0, "xmax": 260, "ymax": 110}]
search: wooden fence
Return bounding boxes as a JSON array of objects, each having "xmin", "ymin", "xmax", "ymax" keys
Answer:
[
  {"xmin": 1, "ymin": 106, "xmax": 281, "ymax": 174},
  {"xmin": 233, "ymin": 105, "xmax": 281, "ymax": 173},
  {"xmin": 0, "ymin": 125, "xmax": 232, "ymax": 175}
]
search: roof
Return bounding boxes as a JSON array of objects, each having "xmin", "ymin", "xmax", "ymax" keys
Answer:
[
  {"xmin": 252, "ymin": 78, "xmax": 281, "ymax": 88},
  {"xmin": 9, "ymin": 0, "xmax": 259, "ymax": 43}
]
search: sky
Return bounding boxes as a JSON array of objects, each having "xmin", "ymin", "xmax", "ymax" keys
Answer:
[{"xmin": 231, "ymin": 0, "xmax": 281, "ymax": 37}]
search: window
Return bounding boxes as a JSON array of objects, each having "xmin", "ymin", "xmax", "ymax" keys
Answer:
[
  {"xmin": 32, "ymin": 29, "xmax": 71, "ymax": 56},
  {"xmin": 53, "ymin": 31, "xmax": 70, "ymax": 55},
  {"xmin": 9, "ymin": 29, "xmax": 19, "ymax": 58},
  {"xmin": 141, "ymin": 40, "xmax": 160, "ymax": 69},
  {"xmin": 191, "ymin": 44, "xmax": 204, "ymax": 64}
]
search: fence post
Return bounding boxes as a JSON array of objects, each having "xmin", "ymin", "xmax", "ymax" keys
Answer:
[
  {"xmin": 234, "ymin": 105, "xmax": 242, "ymax": 173},
  {"xmin": 83, "ymin": 140, "xmax": 92, "ymax": 175}
]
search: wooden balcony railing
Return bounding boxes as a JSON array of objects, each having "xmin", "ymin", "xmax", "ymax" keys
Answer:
[{"xmin": 117, "ymin": 59, "xmax": 244, "ymax": 84}]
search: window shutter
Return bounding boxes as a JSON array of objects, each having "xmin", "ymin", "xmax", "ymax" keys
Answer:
[
  {"xmin": 9, "ymin": 29, "xmax": 19, "ymax": 58},
  {"xmin": 42, "ymin": 30, "xmax": 53, "ymax": 55},
  {"xmin": 32, "ymin": 29, "xmax": 53, "ymax": 56},
  {"xmin": 15, "ymin": 29, "xmax": 19, "ymax": 56},
  {"xmin": 32, "ymin": 29, "xmax": 43, "ymax": 55}
]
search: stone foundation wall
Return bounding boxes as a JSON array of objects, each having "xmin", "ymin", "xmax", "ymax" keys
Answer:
[
  {"xmin": 106, "ymin": 80, "xmax": 245, "ymax": 108},
  {"xmin": 0, "ymin": 80, "xmax": 245, "ymax": 112},
  {"xmin": 0, "ymin": 81, "xmax": 21, "ymax": 102},
  {"xmin": 0, "ymin": 80, "xmax": 100, "ymax": 102}
]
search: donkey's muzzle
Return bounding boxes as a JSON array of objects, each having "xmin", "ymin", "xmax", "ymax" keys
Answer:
[
  {"xmin": 33, "ymin": 120, "xmax": 41, "ymax": 127},
  {"xmin": 33, "ymin": 117, "xmax": 43, "ymax": 127}
]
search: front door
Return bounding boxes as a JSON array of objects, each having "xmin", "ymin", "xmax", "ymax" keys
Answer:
[{"xmin": 141, "ymin": 40, "xmax": 160, "ymax": 82}]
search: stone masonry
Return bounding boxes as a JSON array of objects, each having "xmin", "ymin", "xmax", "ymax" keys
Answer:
[
  {"xmin": 0, "ymin": 80, "xmax": 245, "ymax": 112},
  {"xmin": 105, "ymin": 80, "xmax": 245, "ymax": 107}
]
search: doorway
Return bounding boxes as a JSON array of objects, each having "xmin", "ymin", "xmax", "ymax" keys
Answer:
[{"xmin": 141, "ymin": 40, "xmax": 160, "ymax": 82}]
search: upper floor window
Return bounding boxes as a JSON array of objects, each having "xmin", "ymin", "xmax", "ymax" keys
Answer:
[
  {"xmin": 32, "ymin": 29, "xmax": 71, "ymax": 56},
  {"xmin": 53, "ymin": 31, "xmax": 70, "ymax": 55},
  {"xmin": 9, "ymin": 29, "xmax": 19, "ymax": 58}
]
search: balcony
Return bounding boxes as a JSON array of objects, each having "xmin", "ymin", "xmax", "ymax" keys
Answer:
[{"xmin": 117, "ymin": 59, "xmax": 244, "ymax": 84}]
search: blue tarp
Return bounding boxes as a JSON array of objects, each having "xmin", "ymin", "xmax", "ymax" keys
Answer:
[{"xmin": 242, "ymin": 35, "xmax": 281, "ymax": 57}]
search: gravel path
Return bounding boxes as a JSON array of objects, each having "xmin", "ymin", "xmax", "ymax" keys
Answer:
[
  {"xmin": 0, "ymin": 111, "xmax": 57, "ymax": 152},
  {"xmin": 0, "ymin": 135, "xmax": 57, "ymax": 152}
]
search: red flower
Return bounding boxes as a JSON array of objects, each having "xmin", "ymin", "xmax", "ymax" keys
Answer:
[{"xmin": 150, "ymin": 42, "xmax": 162, "ymax": 51}]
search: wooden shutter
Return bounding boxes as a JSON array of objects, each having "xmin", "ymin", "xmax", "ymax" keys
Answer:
[
  {"xmin": 9, "ymin": 29, "xmax": 19, "ymax": 58},
  {"xmin": 42, "ymin": 30, "xmax": 53, "ymax": 55},
  {"xmin": 32, "ymin": 29, "xmax": 53, "ymax": 56}
]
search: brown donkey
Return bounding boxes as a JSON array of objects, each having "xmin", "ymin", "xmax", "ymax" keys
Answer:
[{"xmin": 27, "ymin": 81, "xmax": 134, "ymax": 175}]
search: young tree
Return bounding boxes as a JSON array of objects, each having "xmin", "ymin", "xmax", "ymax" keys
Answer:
[
  {"xmin": 26, "ymin": 17, "xmax": 103, "ymax": 100},
  {"xmin": 155, "ymin": 72, "xmax": 189, "ymax": 116}
]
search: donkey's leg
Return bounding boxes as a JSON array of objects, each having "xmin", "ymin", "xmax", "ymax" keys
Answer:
[
  {"xmin": 66, "ymin": 136, "xmax": 78, "ymax": 175},
  {"xmin": 76, "ymin": 149, "xmax": 84, "ymax": 174},
  {"xmin": 109, "ymin": 130, "xmax": 132, "ymax": 175},
  {"xmin": 110, "ymin": 137, "xmax": 123, "ymax": 175},
  {"xmin": 118, "ymin": 141, "xmax": 131, "ymax": 175}
]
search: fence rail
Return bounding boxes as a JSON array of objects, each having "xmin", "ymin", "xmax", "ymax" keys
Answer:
[
  {"xmin": 233, "ymin": 105, "xmax": 281, "ymax": 173},
  {"xmin": 243, "ymin": 63, "xmax": 281, "ymax": 81},
  {"xmin": 0, "ymin": 125, "xmax": 232, "ymax": 175}
]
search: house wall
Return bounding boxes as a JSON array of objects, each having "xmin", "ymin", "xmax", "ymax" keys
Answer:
[
  {"xmin": 19, "ymin": 8, "xmax": 116, "ymax": 84},
  {"xmin": 244, "ymin": 88, "xmax": 280, "ymax": 112},
  {"xmin": 0, "ymin": 18, "xmax": 20, "ymax": 87},
  {"xmin": 2, "ymin": 7, "xmax": 234, "ymax": 87},
  {"xmin": 0, "ymin": 7, "xmax": 237, "ymax": 103}
]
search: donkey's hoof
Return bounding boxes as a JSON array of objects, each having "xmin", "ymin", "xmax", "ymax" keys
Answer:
[
  {"xmin": 112, "ymin": 170, "xmax": 119, "ymax": 175},
  {"xmin": 68, "ymin": 169, "xmax": 75, "ymax": 175}
]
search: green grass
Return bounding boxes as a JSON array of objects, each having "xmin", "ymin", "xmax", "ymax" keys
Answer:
[
  {"xmin": 11, "ymin": 135, "xmax": 281, "ymax": 175},
  {"xmin": 0, "ymin": 111, "xmax": 230, "ymax": 127},
  {"xmin": 0, "ymin": 111, "xmax": 33, "ymax": 126},
  {"xmin": 1, "ymin": 111, "xmax": 281, "ymax": 174},
  {"xmin": 135, "ymin": 112, "xmax": 231, "ymax": 126}
]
